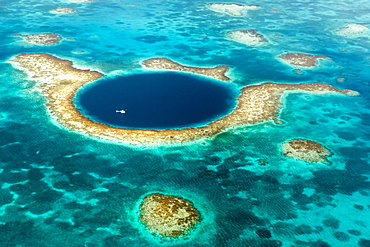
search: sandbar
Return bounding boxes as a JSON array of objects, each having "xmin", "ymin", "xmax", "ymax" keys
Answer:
[
  {"xmin": 206, "ymin": 3, "xmax": 261, "ymax": 16},
  {"xmin": 72, "ymin": 50, "xmax": 85, "ymax": 54},
  {"xmin": 282, "ymin": 139, "xmax": 331, "ymax": 163},
  {"xmin": 335, "ymin": 23, "xmax": 369, "ymax": 37},
  {"xmin": 227, "ymin": 30, "xmax": 268, "ymax": 46},
  {"xmin": 13, "ymin": 33, "xmax": 62, "ymax": 45},
  {"xmin": 269, "ymin": 10, "xmax": 284, "ymax": 13},
  {"xmin": 50, "ymin": 8, "xmax": 78, "ymax": 14},
  {"xmin": 142, "ymin": 58, "xmax": 230, "ymax": 81},
  {"xmin": 139, "ymin": 193, "xmax": 201, "ymax": 237},
  {"xmin": 7, "ymin": 53, "xmax": 359, "ymax": 146},
  {"xmin": 279, "ymin": 53, "xmax": 331, "ymax": 68}
]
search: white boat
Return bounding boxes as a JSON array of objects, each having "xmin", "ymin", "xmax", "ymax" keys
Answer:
[{"xmin": 115, "ymin": 110, "xmax": 126, "ymax": 113}]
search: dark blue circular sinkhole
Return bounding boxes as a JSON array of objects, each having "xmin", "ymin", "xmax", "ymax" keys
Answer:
[{"xmin": 75, "ymin": 72, "xmax": 238, "ymax": 130}]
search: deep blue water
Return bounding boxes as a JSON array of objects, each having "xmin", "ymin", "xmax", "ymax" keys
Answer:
[{"xmin": 75, "ymin": 72, "xmax": 238, "ymax": 129}]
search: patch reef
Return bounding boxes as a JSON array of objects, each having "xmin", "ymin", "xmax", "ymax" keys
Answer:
[
  {"xmin": 335, "ymin": 23, "xmax": 369, "ymax": 37},
  {"xmin": 50, "ymin": 8, "xmax": 78, "ymax": 14},
  {"xmin": 282, "ymin": 139, "xmax": 331, "ymax": 163},
  {"xmin": 207, "ymin": 3, "xmax": 261, "ymax": 16},
  {"xmin": 279, "ymin": 53, "xmax": 331, "ymax": 67},
  {"xmin": 140, "ymin": 193, "xmax": 201, "ymax": 237},
  {"xmin": 13, "ymin": 33, "xmax": 62, "ymax": 45},
  {"xmin": 227, "ymin": 30, "xmax": 268, "ymax": 46}
]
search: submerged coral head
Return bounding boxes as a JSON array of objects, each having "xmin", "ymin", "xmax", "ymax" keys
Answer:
[{"xmin": 139, "ymin": 193, "xmax": 201, "ymax": 238}]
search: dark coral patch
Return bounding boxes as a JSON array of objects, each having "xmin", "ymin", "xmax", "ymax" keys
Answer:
[
  {"xmin": 322, "ymin": 216, "xmax": 340, "ymax": 229},
  {"xmin": 359, "ymin": 238, "xmax": 370, "ymax": 247},
  {"xmin": 348, "ymin": 229, "xmax": 361, "ymax": 236},
  {"xmin": 134, "ymin": 35, "xmax": 169, "ymax": 43},
  {"xmin": 256, "ymin": 229, "xmax": 272, "ymax": 238},
  {"xmin": 333, "ymin": 231, "xmax": 350, "ymax": 242}
]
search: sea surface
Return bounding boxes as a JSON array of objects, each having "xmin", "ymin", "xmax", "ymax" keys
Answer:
[
  {"xmin": 75, "ymin": 72, "xmax": 238, "ymax": 130},
  {"xmin": 0, "ymin": 0, "xmax": 370, "ymax": 246}
]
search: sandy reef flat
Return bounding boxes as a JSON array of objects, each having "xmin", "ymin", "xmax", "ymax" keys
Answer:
[
  {"xmin": 335, "ymin": 23, "xmax": 369, "ymax": 37},
  {"xmin": 279, "ymin": 53, "xmax": 331, "ymax": 68},
  {"xmin": 282, "ymin": 139, "xmax": 331, "ymax": 163},
  {"xmin": 139, "ymin": 193, "xmax": 201, "ymax": 238},
  {"xmin": 13, "ymin": 33, "xmax": 62, "ymax": 45},
  {"xmin": 7, "ymin": 53, "xmax": 359, "ymax": 146},
  {"xmin": 142, "ymin": 58, "xmax": 230, "ymax": 81},
  {"xmin": 50, "ymin": 8, "xmax": 78, "ymax": 14},
  {"xmin": 227, "ymin": 30, "xmax": 268, "ymax": 46},
  {"xmin": 206, "ymin": 3, "xmax": 261, "ymax": 16}
]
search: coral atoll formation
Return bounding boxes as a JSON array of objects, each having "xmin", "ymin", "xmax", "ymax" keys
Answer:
[{"xmin": 7, "ymin": 53, "xmax": 359, "ymax": 146}]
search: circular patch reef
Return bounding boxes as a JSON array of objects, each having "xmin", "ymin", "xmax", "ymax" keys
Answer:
[
  {"xmin": 282, "ymin": 139, "xmax": 331, "ymax": 163},
  {"xmin": 139, "ymin": 193, "xmax": 201, "ymax": 238},
  {"xmin": 75, "ymin": 72, "xmax": 237, "ymax": 130}
]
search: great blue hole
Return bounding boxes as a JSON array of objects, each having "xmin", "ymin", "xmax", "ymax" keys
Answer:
[{"xmin": 75, "ymin": 72, "xmax": 238, "ymax": 130}]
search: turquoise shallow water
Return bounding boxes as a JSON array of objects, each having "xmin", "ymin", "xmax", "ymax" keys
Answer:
[{"xmin": 0, "ymin": 0, "xmax": 370, "ymax": 246}]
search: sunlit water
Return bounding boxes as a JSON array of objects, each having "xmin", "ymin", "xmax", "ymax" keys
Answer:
[{"xmin": 0, "ymin": 0, "xmax": 369, "ymax": 246}]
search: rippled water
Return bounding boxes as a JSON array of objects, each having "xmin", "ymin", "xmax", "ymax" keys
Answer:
[{"xmin": 0, "ymin": 0, "xmax": 370, "ymax": 246}]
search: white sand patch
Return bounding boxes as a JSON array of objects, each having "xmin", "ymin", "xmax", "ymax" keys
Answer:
[
  {"xmin": 335, "ymin": 23, "xmax": 369, "ymax": 37},
  {"xmin": 207, "ymin": 3, "xmax": 260, "ymax": 16},
  {"xmin": 227, "ymin": 30, "xmax": 268, "ymax": 46}
]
